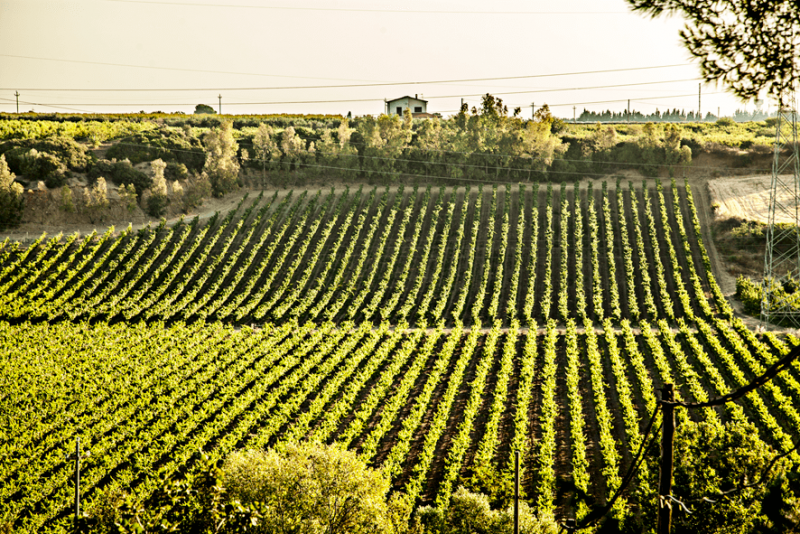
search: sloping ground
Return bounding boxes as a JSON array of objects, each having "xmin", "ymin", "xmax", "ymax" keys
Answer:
[
  {"xmin": 0, "ymin": 179, "xmax": 720, "ymax": 328},
  {"xmin": 3, "ymin": 178, "xmax": 799, "ymax": 532},
  {"xmin": 707, "ymin": 174, "xmax": 799, "ymax": 224}
]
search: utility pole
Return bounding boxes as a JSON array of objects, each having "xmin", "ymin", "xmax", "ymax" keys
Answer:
[
  {"xmin": 531, "ymin": 102, "xmax": 535, "ymax": 120},
  {"xmin": 658, "ymin": 384, "xmax": 676, "ymax": 534},
  {"xmin": 573, "ymin": 106, "xmax": 576, "ymax": 123},
  {"xmin": 218, "ymin": 94, "xmax": 222, "ymax": 115},
  {"xmin": 698, "ymin": 83, "xmax": 701, "ymax": 120},
  {"xmin": 718, "ymin": 106, "xmax": 720, "ymax": 120},
  {"xmin": 14, "ymin": 91, "xmax": 19, "ymax": 113},
  {"xmin": 628, "ymin": 99, "xmax": 631, "ymax": 122}
]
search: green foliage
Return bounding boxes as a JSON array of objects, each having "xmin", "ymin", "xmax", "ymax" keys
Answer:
[
  {"xmin": 0, "ymin": 155, "xmax": 24, "ymax": 229},
  {"xmin": 639, "ymin": 420, "xmax": 783, "ymax": 534},
  {"xmin": 60, "ymin": 185, "xmax": 75, "ymax": 213},
  {"xmin": 0, "ymin": 136, "xmax": 91, "ymax": 172},
  {"xmin": 106, "ymin": 128, "xmax": 205, "ymax": 171},
  {"xmin": 415, "ymin": 486, "xmax": 557, "ymax": 534},
  {"xmin": 20, "ymin": 149, "xmax": 69, "ymax": 187},
  {"xmin": 626, "ymin": 0, "xmax": 800, "ymax": 102},
  {"xmin": 146, "ymin": 192, "xmax": 169, "ymax": 218},
  {"xmin": 118, "ymin": 183, "xmax": 138, "ymax": 213},
  {"xmin": 84, "ymin": 453, "xmax": 262, "ymax": 534},
  {"xmin": 222, "ymin": 442, "xmax": 403, "ymax": 534},
  {"xmin": 203, "ymin": 121, "xmax": 241, "ymax": 197},
  {"xmin": 194, "ymin": 103, "xmax": 217, "ymax": 114},
  {"xmin": 89, "ymin": 159, "xmax": 152, "ymax": 195},
  {"xmin": 735, "ymin": 275, "xmax": 763, "ymax": 316}
]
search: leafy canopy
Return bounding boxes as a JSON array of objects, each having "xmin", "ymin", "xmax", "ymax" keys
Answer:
[{"xmin": 626, "ymin": 0, "xmax": 800, "ymax": 103}]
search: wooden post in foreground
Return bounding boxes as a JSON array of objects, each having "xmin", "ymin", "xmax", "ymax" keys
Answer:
[{"xmin": 658, "ymin": 384, "xmax": 676, "ymax": 534}]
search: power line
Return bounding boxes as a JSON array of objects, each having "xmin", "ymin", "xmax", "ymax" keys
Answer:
[
  {"xmin": 0, "ymin": 54, "xmax": 389, "ymax": 83},
  {"xmin": 0, "ymin": 97, "xmax": 93, "ymax": 113},
  {"xmin": 0, "ymin": 62, "xmax": 693, "ymax": 92},
  {"xmin": 103, "ymin": 0, "xmax": 628, "ymax": 15},
  {"xmin": 2, "ymin": 85, "xmax": 718, "ymax": 108}
]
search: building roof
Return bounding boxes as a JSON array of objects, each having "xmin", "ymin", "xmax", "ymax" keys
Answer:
[{"xmin": 386, "ymin": 95, "xmax": 428, "ymax": 103}]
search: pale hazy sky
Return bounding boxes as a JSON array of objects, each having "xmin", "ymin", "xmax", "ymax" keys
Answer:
[{"xmin": 0, "ymin": 0, "xmax": 763, "ymax": 118}]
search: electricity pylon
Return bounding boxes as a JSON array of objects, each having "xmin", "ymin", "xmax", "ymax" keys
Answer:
[{"xmin": 762, "ymin": 96, "xmax": 800, "ymax": 327}]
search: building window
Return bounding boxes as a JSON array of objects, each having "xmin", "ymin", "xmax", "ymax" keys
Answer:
[
  {"xmin": 396, "ymin": 107, "xmax": 403, "ymax": 115},
  {"xmin": 414, "ymin": 106, "xmax": 422, "ymax": 113}
]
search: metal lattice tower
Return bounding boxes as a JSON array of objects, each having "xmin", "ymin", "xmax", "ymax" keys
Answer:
[{"xmin": 762, "ymin": 96, "xmax": 800, "ymax": 327}]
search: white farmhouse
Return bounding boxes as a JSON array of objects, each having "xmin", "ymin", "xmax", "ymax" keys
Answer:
[{"xmin": 384, "ymin": 95, "xmax": 432, "ymax": 118}]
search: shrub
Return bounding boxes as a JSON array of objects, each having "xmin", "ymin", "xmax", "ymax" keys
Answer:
[
  {"xmin": 0, "ymin": 155, "xmax": 24, "ymax": 229},
  {"xmin": 0, "ymin": 136, "xmax": 91, "ymax": 171},
  {"xmin": 60, "ymin": 185, "xmax": 75, "ymax": 213},
  {"xmin": 19, "ymin": 149, "xmax": 68, "ymax": 187},
  {"xmin": 222, "ymin": 442, "xmax": 402, "ymax": 534},
  {"xmin": 181, "ymin": 174, "xmax": 212, "ymax": 213},
  {"xmin": 106, "ymin": 129, "xmax": 205, "ymax": 171},
  {"xmin": 415, "ymin": 486, "xmax": 557, "ymax": 534},
  {"xmin": 90, "ymin": 158, "xmax": 152, "ymax": 195},
  {"xmin": 118, "ymin": 183, "xmax": 138, "ymax": 213}
]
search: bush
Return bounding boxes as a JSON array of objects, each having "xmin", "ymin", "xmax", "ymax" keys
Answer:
[
  {"xmin": 106, "ymin": 128, "xmax": 205, "ymax": 172},
  {"xmin": 146, "ymin": 192, "xmax": 169, "ymax": 217},
  {"xmin": 0, "ymin": 136, "xmax": 91, "ymax": 171},
  {"xmin": 21, "ymin": 149, "xmax": 68, "ymax": 187},
  {"xmin": 89, "ymin": 158, "xmax": 151, "ymax": 195},
  {"xmin": 86, "ymin": 443, "xmax": 406, "ymax": 534},
  {"xmin": 415, "ymin": 486, "xmax": 557, "ymax": 534},
  {"xmin": 222, "ymin": 442, "xmax": 403, "ymax": 534},
  {"xmin": 0, "ymin": 155, "xmax": 24, "ymax": 229}
]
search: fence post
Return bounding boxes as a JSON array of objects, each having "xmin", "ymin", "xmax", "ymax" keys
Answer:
[
  {"xmin": 74, "ymin": 437, "xmax": 80, "ymax": 533},
  {"xmin": 514, "ymin": 450, "xmax": 520, "ymax": 534},
  {"xmin": 658, "ymin": 383, "xmax": 675, "ymax": 534}
]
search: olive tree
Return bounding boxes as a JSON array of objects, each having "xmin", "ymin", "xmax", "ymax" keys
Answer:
[{"xmin": 203, "ymin": 121, "xmax": 240, "ymax": 197}]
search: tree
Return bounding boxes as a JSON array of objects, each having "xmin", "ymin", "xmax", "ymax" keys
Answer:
[
  {"xmin": 60, "ymin": 185, "xmax": 75, "ymax": 213},
  {"xmin": 252, "ymin": 123, "xmax": 280, "ymax": 176},
  {"xmin": 638, "ymin": 419, "xmax": 785, "ymax": 534},
  {"xmin": 119, "ymin": 183, "xmax": 138, "ymax": 213},
  {"xmin": 222, "ymin": 442, "xmax": 405, "ymax": 534},
  {"xmin": 146, "ymin": 158, "xmax": 169, "ymax": 217},
  {"xmin": 84, "ymin": 176, "xmax": 109, "ymax": 223},
  {"xmin": 0, "ymin": 154, "xmax": 24, "ymax": 229},
  {"xmin": 626, "ymin": 0, "xmax": 800, "ymax": 103},
  {"xmin": 280, "ymin": 126, "xmax": 307, "ymax": 171},
  {"xmin": 203, "ymin": 121, "xmax": 240, "ymax": 197},
  {"xmin": 193, "ymin": 103, "xmax": 216, "ymax": 115}
]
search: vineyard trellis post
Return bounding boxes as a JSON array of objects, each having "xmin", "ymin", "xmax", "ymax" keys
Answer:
[
  {"xmin": 657, "ymin": 384, "xmax": 675, "ymax": 534},
  {"xmin": 514, "ymin": 450, "xmax": 520, "ymax": 534},
  {"xmin": 73, "ymin": 437, "xmax": 81, "ymax": 533},
  {"xmin": 761, "ymin": 95, "xmax": 800, "ymax": 327}
]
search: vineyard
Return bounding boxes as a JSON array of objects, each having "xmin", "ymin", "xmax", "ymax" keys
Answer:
[{"xmin": 2, "ymin": 177, "xmax": 800, "ymax": 532}]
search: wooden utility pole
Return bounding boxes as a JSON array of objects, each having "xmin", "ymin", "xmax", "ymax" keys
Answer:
[
  {"xmin": 218, "ymin": 94, "xmax": 222, "ymax": 115},
  {"xmin": 628, "ymin": 99, "xmax": 631, "ymax": 122},
  {"xmin": 658, "ymin": 384, "xmax": 676, "ymax": 534},
  {"xmin": 514, "ymin": 450, "xmax": 520, "ymax": 534},
  {"xmin": 14, "ymin": 91, "xmax": 19, "ymax": 113},
  {"xmin": 531, "ymin": 102, "xmax": 535, "ymax": 120},
  {"xmin": 698, "ymin": 83, "xmax": 702, "ymax": 120},
  {"xmin": 573, "ymin": 106, "xmax": 576, "ymax": 123}
]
